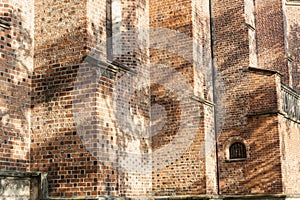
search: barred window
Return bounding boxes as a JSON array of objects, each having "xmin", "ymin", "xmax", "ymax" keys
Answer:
[{"xmin": 229, "ymin": 142, "xmax": 246, "ymax": 159}]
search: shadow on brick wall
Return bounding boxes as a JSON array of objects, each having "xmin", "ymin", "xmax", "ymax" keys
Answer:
[{"xmin": 0, "ymin": 4, "xmax": 33, "ymax": 172}]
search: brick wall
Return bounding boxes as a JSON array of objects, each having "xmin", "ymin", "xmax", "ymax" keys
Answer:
[
  {"xmin": 150, "ymin": 65, "xmax": 207, "ymax": 196},
  {"xmin": 255, "ymin": 0, "xmax": 289, "ymax": 83},
  {"xmin": 218, "ymin": 71, "xmax": 283, "ymax": 194},
  {"xmin": 279, "ymin": 83, "xmax": 300, "ymax": 194},
  {"xmin": 279, "ymin": 116, "xmax": 300, "ymax": 194},
  {"xmin": 283, "ymin": 3, "xmax": 300, "ymax": 91},
  {"xmin": 192, "ymin": 1, "xmax": 217, "ymax": 193},
  {"xmin": 149, "ymin": 0, "xmax": 217, "ymax": 196},
  {"xmin": 211, "ymin": 0, "xmax": 250, "ymax": 136},
  {"xmin": 212, "ymin": 0, "xmax": 250, "ymax": 138},
  {"xmin": 212, "ymin": 0, "xmax": 285, "ymax": 195},
  {"xmin": 0, "ymin": 0, "xmax": 34, "ymax": 171},
  {"xmin": 0, "ymin": 0, "xmax": 299, "ymax": 198},
  {"xmin": 149, "ymin": 0, "xmax": 194, "ymax": 85},
  {"xmin": 86, "ymin": 0, "xmax": 107, "ymax": 59},
  {"xmin": 32, "ymin": 0, "xmax": 152, "ymax": 197},
  {"xmin": 31, "ymin": 0, "xmax": 99, "ymax": 197},
  {"xmin": 219, "ymin": 114, "xmax": 282, "ymax": 194},
  {"xmin": 110, "ymin": 0, "xmax": 151, "ymax": 196}
]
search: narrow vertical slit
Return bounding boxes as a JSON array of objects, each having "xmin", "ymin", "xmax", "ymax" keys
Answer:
[{"xmin": 106, "ymin": 0, "xmax": 113, "ymax": 61}]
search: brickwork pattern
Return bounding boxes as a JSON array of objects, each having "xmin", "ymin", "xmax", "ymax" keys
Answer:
[
  {"xmin": 0, "ymin": 0, "xmax": 33, "ymax": 171},
  {"xmin": 192, "ymin": 0, "xmax": 212, "ymax": 100},
  {"xmin": 150, "ymin": 64, "xmax": 206, "ymax": 196},
  {"xmin": 149, "ymin": 0, "xmax": 216, "ymax": 196},
  {"xmin": 212, "ymin": 0, "xmax": 289, "ymax": 195},
  {"xmin": 31, "ymin": 0, "xmax": 99, "ymax": 197},
  {"xmin": 110, "ymin": 0, "xmax": 151, "ymax": 196},
  {"xmin": 218, "ymin": 113, "xmax": 283, "ymax": 194},
  {"xmin": 218, "ymin": 72, "xmax": 283, "ymax": 194},
  {"xmin": 150, "ymin": 0, "xmax": 194, "ymax": 87},
  {"xmin": 279, "ymin": 115, "xmax": 300, "ymax": 194},
  {"xmin": 284, "ymin": 4, "xmax": 300, "ymax": 91},
  {"xmin": 0, "ymin": 0, "xmax": 299, "ymax": 198},
  {"xmin": 86, "ymin": 0, "xmax": 107, "ymax": 59},
  {"xmin": 212, "ymin": 0, "xmax": 250, "ymax": 132},
  {"xmin": 255, "ymin": 0, "xmax": 289, "ymax": 83},
  {"xmin": 279, "ymin": 83, "xmax": 300, "ymax": 194}
]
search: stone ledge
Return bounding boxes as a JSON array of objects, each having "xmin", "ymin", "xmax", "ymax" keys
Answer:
[
  {"xmin": 48, "ymin": 196, "xmax": 124, "ymax": 200},
  {"xmin": 191, "ymin": 95, "xmax": 215, "ymax": 107},
  {"xmin": 222, "ymin": 194, "xmax": 287, "ymax": 199},
  {"xmin": 0, "ymin": 170, "xmax": 42, "ymax": 178},
  {"xmin": 83, "ymin": 55, "xmax": 137, "ymax": 75},
  {"xmin": 152, "ymin": 195, "xmax": 217, "ymax": 200},
  {"xmin": 278, "ymin": 112, "xmax": 300, "ymax": 124},
  {"xmin": 246, "ymin": 110, "xmax": 279, "ymax": 117},
  {"xmin": 281, "ymin": 84, "xmax": 300, "ymax": 98},
  {"xmin": 285, "ymin": 0, "xmax": 300, "ymax": 6},
  {"xmin": 46, "ymin": 194, "xmax": 300, "ymax": 200},
  {"xmin": 247, "ymin": 66, "xmax": 282, "ymax": 76},
  {"xmin": 48, "ymin": 196, "xmax": 216, "ymax": 200}
]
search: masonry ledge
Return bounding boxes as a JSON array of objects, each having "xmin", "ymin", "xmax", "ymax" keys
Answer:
[
  {"xmin": 247, "ymin": 66, "xmax": 282, "ymax": 76},
  {"xmin": 152, "ymin": 195, "xmax": 218, "ymax": 199},
  {"xmin": 281, "ymin": 83, "xmax": 300, "ymax": 98},
  {"xmin": 46, "ymin": 194, "xmax": 300, "ymax": 200},
  {"xmin": 279, "ymin": 111, "xmax": 300, "ymax": 124},
  {"xmin": 0, "ymin": 170, "xmax": 43, "ymax": 177},
  {"xmin": 191, "ymin": 95, "xmax": 215, "ymax": 107},
  {"xmin": 285, "ymin": 0, "xmax": 300, "ymax": 6},
  {"xmin": 222, "ymin": 194, "xmax": 288, "ymax": 199},
  {"xmin": 246, "ymin": 110, "xmax": 279, "ymax": 117},
  {"xmin": 48, "ymin": 195, "xmax": 218, "ymax": 200},
  {"xmin": 83, "ymin": 55, "xmax": 137, "ymax": 75}
]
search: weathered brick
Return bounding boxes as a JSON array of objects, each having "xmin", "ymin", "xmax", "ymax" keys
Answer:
[{"xmin": 0, "ymin": 0, "xmax": 299, "ymax": 199}]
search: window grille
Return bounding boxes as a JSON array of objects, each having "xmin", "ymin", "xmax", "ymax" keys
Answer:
[{"xmin": 229, "ymin": 142, "xmax": 246, "ymax": 159}]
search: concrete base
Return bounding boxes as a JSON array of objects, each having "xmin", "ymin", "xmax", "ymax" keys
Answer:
[
  {"xmin": 47, "ymin": 195, "xmax": 300, "ymax": 200},
  {"xmin": 0, "ymin": 171, "xmax": 47, "ymax": 200}
]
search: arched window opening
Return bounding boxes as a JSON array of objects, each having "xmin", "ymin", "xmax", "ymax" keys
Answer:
[{"xmin": 229, "ymin": 142, "xmax": 246, "ymax": 159}]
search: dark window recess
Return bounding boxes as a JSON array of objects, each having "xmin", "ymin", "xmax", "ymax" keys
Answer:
[
  {"xmin": 229, "ymin": 142, "xmax": 246, "ymax": 159},
  {"xmin": 0, "ymin": 17, "xmax": 10, "ymax": 30},
  {"xmin": 106, "ymin": 0, "xmax": 112, "ymax": 60}
]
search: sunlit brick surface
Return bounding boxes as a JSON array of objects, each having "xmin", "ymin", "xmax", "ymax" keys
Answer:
[
  {"xmin": 0, "ymin": 0, "xmax": 33, "ymax": 171},
  {"xmin": 0, "ymin": 0, "xmax": 299, "ymax": 198}
]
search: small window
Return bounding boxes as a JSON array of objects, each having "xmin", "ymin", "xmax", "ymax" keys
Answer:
[{"xmin": 229, "ymin": 142, "xmax": 246, "ymax": 159}]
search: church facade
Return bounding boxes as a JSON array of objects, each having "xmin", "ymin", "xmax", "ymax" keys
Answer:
[{"xmin": 0, "ymin": 0, "xmax": 299, "ymax": 199}]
